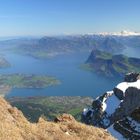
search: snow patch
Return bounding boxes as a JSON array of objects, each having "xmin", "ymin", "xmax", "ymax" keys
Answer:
[
  {"xmin": 102, "ymin": 102, "xmax": 107, "ymax": 112},
  {"xmin": 116, "ymin": 80, "xmax": 140, "ymax": 93}
]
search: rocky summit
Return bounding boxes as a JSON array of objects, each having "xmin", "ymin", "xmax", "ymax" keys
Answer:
[
  {"xmin": 82, "ymin": 72, "xmax": 140, "ymax": 139},
  {"xmin": 0, "ymin": 97, "xmax": 114, "ymax": 140}
]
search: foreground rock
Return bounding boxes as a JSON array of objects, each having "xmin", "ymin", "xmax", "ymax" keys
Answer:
[
  {"xmin": 82, "ymin": 72, "xmax": 140, "ymax": 139},
  {"xmin": 0, "ymin": 97, "xmax": 114, "ymax": 140}
]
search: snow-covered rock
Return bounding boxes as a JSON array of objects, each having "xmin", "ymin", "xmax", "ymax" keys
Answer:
[
  {"xmin": 82, "ymin": 72, "xmax": 140, "ymax": 139},
  {"xmin": 116, "ymin": 80, "xmax": 140, "ymax": 93}
]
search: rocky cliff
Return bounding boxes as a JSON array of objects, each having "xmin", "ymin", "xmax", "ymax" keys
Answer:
[
  {"xmin": 82, "ymin": 72, "xmax": 140, "ymax": 139},
  {"xmin": 0, "ymin": 97, "xmax": 114, "ymax": 140}
]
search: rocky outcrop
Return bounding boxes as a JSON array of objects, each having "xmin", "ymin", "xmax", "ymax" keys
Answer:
[
  {"xmin": 124, "ymin": 72, "xmax": 140, "ymax": 82},
  {"xmin": 0, "ymin": 97, "xmax": 115, "ymax": 140},
  {"xmin": 110, "ymin": 87, "xmax": 140, "ymax": 124},
  {"xmin": 54, "ymin": 114, "xmax": 76, "ymax": 123},
  {"xmin": 82, "ymin": 72, "xmax": 140, "ymax": 139}
]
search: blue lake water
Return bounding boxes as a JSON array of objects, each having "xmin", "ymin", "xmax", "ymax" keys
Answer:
[
  {"xmin": 0, "ymin": 51, "xmax": 123, "ymax": 98},
  {"xmin": 122, "ymin": 47, "xmax": 140, "ymax": 58}
]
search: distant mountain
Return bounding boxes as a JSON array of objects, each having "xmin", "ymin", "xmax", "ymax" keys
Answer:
[
  {"xmin": 82, "ymin": 72, "xmax": 140, "ymax": 139},
  {"xmin": 14, "ymin": 35, "xmax": 125, "ymax": 59},
  {"xmin": 95, "ymin": 30, "xmax": 140, "ymax": 36},
  {"xmin": 1, "ymin": 34, "xmax": 140, "ymax": 59},
  {"xmin": 37, "ymin": 35, "xmax": 125, "ymax": 54},
  {"xmin": 97, "ymin": 37, "xmax": 124, "ymax": 53},
  {"xmin": 86, "ymin": 49, "xmax": 140, "ymax": 77},
  {"xmin": 14, "ymin": 36, "xmax": 97, "ymax": 58}
]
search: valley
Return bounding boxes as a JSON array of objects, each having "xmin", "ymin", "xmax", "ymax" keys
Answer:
[{"xmin": 7, "ymin": 96, "xmax": 92, "ymax": 122}]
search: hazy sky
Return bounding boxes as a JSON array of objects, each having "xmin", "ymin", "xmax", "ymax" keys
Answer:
[{"xmin": 0, "ymin": 0, "xmax": 140, "ymax": 36}]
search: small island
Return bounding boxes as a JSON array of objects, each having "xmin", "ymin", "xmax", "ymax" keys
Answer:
[
  {"xmin": 0, "ymin": 74, "xmax": 60, "ymax": 89},
  {"xmin": 0, "ymin": 57, "xmax": 10, "ymax": 68},
  {"xmin": 84, "ymin": 49, "xmax": 140, "ymax": 77}
]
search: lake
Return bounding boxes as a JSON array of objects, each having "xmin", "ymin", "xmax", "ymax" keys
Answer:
[
  {"xmin": 0, "ymin": 50, "xmax": 129, "ymax": 98},
  {"xmin": 123, "ymin": 46, "xmax": 140, "ymax": 58}
]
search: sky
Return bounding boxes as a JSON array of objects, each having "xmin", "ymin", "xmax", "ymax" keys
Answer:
[{"xmin": 0, "ymin": 0, "xmax": 140, "ymax": 36}]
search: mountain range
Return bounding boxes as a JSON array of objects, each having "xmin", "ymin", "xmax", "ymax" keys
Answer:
[{"xmin": 0, "ymin": 32, "xmax": 139, "ymax": 59}]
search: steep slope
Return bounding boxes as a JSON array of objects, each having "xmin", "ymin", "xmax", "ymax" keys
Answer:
[
  {"xmin": 0, "ymin": 97, "xmax": 115, "ymax": 140},
  {"xmin": 86, "ymin": 50, "xmax": 140, "ymax": 77},
  {"xmin": 82, "ymin": 72, "xmax": 140, "ymax": 139}
]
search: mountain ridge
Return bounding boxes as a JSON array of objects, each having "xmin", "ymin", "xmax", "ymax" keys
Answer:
[{"xmin": 86, "ymin": 49, "xmax": 140, "ymax": 77}]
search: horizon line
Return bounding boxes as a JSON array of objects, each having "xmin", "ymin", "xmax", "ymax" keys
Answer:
[{"xmin": 0, "ymin": 30, "xmax": 140, "ymax": 39}]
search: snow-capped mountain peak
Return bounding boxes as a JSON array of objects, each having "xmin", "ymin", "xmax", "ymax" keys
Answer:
[{"xmin": 94, "ymin": 30, "xmax": 140, "ymax": 36}]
